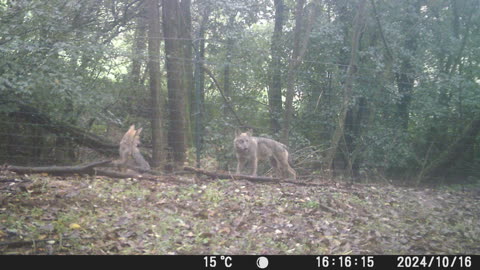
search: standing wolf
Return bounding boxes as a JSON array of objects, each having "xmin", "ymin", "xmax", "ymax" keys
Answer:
[
  {"xmin": 234, "ymin": 130, "xmax": 296, "ymax": 179},
  {"xmin": 113, "ymin": 125, "xmax": 151, "ymax": 172}
]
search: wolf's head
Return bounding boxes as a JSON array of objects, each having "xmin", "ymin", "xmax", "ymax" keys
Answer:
[
  {"xmin": 120, "ymin": 125, "xmax": 142, "ymax": 146},
  {"xmin": 234, "ymin": 130, "xmax": 253, "ymax": 153}
]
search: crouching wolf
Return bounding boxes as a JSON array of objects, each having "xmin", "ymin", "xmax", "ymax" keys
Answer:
[
  {"xmin": 113, "ymin": 125, "xmax": 151, "ymax": 172},
  {"xmin": 234, "ymin": 130, "xmax": 296, "ymax": 180}
]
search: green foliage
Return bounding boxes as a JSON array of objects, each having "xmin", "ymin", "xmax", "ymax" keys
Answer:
[
  {"xmin": 0, "ymin": 0, "xmax": 141, "ymax": 163},
  {"xmin": 1, "ymin": 0, "xmax": 479, "ymax": 181}
]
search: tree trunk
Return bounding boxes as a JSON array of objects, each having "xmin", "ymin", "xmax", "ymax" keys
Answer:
[
  {"xmin": 323, "ymin": 0, "xmax": 366, "ymax": 178},
  {"xmin": 344, "ymin": 96, "xmax": 368, "ymax": 179},
  {"xmin": 268, "ymin": 0, "xmax": 285, "ymax": 134},
  {"xmin": 147, "ymin": 0, "xmax": 165, "ymax": 168},
  {"xmin": 223, "ymin": 14, "xmax": 235, "ymax": 116},
  {"xmin": 281, "ymin": 0, "xmax": 319, "ymax": 145},
  {"xmin": 179, "ymin": 0, "xmax": 194, "ymax": 149},
  {"xmin": 193, "ymin": 8, "xmax": 209, "ymax": 167},
  {"xmin": 395, "ymin": 0, "xmax": 421, "ymax": 130},
  {"xmin": 163, "ymin": 0, "xmax": 186, "ymax": 167},
  {"xmin": 131, "ymin": 1, "xmax": 147, "ymax": 84}
]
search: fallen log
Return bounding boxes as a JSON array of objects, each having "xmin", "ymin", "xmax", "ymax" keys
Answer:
[
  {"xmin": 94, "ymin": 169, "xmax": 192, "ymax": 184},
  {"xmin": 4, "ymin": 160, "xmax": 163, "ymax": 176},
  {"xmin": 3, "ymin": 161, "xmax": 190, "ymax": 184},
  {"xmin": 184, "ymin": 166, "xmax": 281, "ymax": 183},
  {"xmin": 6, "ymin": 160, "xmax": 113, "ymax": 175},
  {"xmin": 183, "ymin": 166, "xmax": 333, "ymax": 187}
]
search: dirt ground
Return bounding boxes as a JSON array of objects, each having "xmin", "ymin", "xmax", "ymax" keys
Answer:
[{"xmin": 1, "ymin": 170, "xmax": 479, "ymax": 255}]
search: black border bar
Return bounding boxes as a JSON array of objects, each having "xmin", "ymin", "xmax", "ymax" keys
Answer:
[{"xmin": 2, "ymin": 255, "xmax": 477, "ymax": 269}]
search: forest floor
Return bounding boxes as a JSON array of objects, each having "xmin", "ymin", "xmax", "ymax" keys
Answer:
[{"xmin": 1, "ymin": 169, "xmax": 479, "ymax": 255}]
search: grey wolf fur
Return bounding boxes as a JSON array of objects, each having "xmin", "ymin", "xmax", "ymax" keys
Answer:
[
  {"xmin": 234, "ymin": 130, "xmax": 296, "ymax": 179},
  {"xmin": 113, "ymin": 125, "xmax": 150, "ymax": 171}
]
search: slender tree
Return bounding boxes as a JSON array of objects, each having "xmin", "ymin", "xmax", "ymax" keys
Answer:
[
  {"xmin": 223, "ymin": 14, "xmax": 236, "ymax": 115},
  {"xmin": 131, "ymin": 2, "xmax": 148, "ymax": 84},
  {"xmin": 323, "ymin": 0, "xmax": 366, "ymax": 177},
  {"xmin": 268, "ymin": 0, "xmax": 285, "ymax": 134},
  {"xmin": 395, "ymin": 0, "xmax": 421, "ymax": 130},
  {"xmin": 281, "ymin": 0, "xmax": 319, "ymax": 144},
  {"xmin": 163, "ymin": 0, "xmax": 187, "ymax": 167},
  {"xmin": 193, "ymin": 7, "xmax": 209, "ymax": 167},
  {"xmin": 147, "ymin": 0, "xmax": 165, "ymax": 168},
  {"xmin": 180, "ymin": 0, "xmax": 194, "ymax": 148}
]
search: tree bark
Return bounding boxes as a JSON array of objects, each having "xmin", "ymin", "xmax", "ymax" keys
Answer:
[
  {"xmin": 323, "ymin": 0, "xmax": 366, "ymax": 178},
  {"xmin": 147, "ymin": 0, "xmax": 166, "ymax": 168},
  {"xmin": 163, "ymin": 0, "xmax": 187, "ymax": 167},
  {"xmin": 268, "ymin": 0, "xmax": 285, "ymax": 134}
]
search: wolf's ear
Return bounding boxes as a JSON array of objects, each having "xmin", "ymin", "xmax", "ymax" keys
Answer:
[
  {"xmin": 246, "ymin": 128, "xmax": 253, "ymax": 136},
  {"xmin": 123, "ymin": 125, "xmax": 136, "ymax": 138},
  {"xmin": 135, "ymin": 127, "xmax": 143, "ymax": 141},
  {"xmin": 235, "ymin": 129, "xmax": 241, "ymax": 137}
]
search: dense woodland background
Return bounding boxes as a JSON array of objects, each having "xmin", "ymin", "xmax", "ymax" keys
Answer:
[{"xmin": 1, "ymin": 0, "xmax": 479, "ymax": 184}]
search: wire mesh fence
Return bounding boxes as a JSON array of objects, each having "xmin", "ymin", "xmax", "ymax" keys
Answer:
[{"xmin": 1, "ymin": 0, "xmax": 479, "ymax": 184}]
